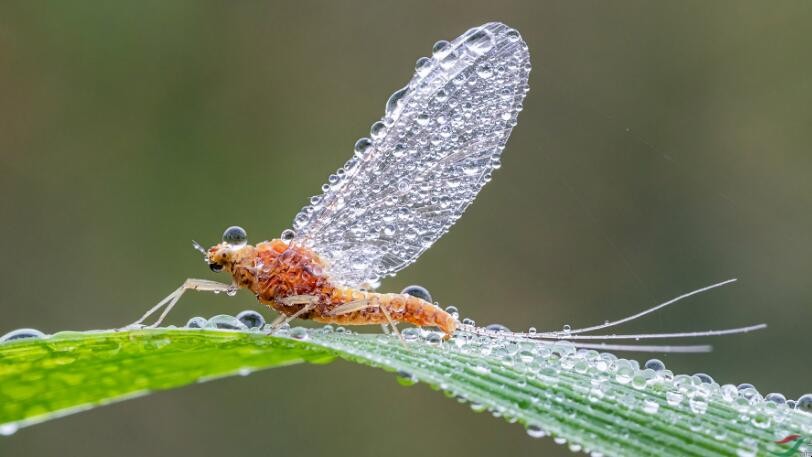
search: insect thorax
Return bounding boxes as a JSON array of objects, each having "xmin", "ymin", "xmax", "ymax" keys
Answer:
[{"xmin": 238, "ymin": 240, "xmax": 335, "ymax": 306}]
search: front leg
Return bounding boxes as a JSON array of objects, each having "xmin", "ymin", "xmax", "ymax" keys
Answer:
[{"xmin": 126, "ymin": 278, "xmax": 236, "ymax": 329}]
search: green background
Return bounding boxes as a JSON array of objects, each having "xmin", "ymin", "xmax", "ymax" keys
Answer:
[{"xmin": 1, "ymin": 1, "xmax": 810, "ymax": 456}]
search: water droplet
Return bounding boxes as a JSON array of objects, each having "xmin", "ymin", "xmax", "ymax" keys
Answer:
[
  {"xmin": 435, "ymin": 89, "xmax": 449, "ymax": 103},
  {"xmin": 506, "ymin": 29, "xmax": 521, "ymax": 42},
  {"xmin": 432, "ymin": 40, "xmax": 451, "ymax": 58},
  {"xmin": 425, "ymin": 332, "xmax": 442, "ymax": 346},
  {"xmin": 485, "ymin": 323, "xmax": 511, "ymax": 333},
  {"xmin": 185, "ymin": 317, "xmax": 207, "ymax": 329},
  {"xmin": 205, "ymin": 315, "xmax": 247, "ymax": 331},
  {"xmin": 290, "ymin": 327, "xmax": 308, "ymax": 340},
  {"xmin": 642, "ymin": 399, "xmax": 660, "ymax": 414},
  {"xmin": 370, "ymin": 121, "xmax": 387, "ymax": 140},
  {"xmin": 525, "ymin": 423, "xmax": 547, "ymax": 438},
  {"xmin": 395, "ymin": 370, "xmax": 417, "ymax": 386},
  {"xmin": 401, "ymin": 327, "xmax": 419, "ymax": 341},
  {"xmin": 385, "ymin": 86, "xmax": 409, "ymax": 121},
  {"xmin": 414, "ymin": 56, "xmax": 432, "ymax": 77},
  {"xmin": 236, "ymin": 310, "xmax": 265, "ymax": 329},
  {"xmin": 666, "ymin": 391, "xmax": 684, "ymax": 406},
  {"xmin": 464, "ymin": 29, "xmax": 494, "ymax": 55},
  {"xmin": 795, "ymin": 393, "xmax": 812, "ymax": 412},
  {"xmin": 439, "ymin": 50, "xmax": 459, "ymax": 70},
  {"xmin": 280, "ymin": 229, "xmax": 296, "ymax": 242},
  {"xmin": 354, "ymin": 137, "xmax": 373, "ymax": 158},
  {"xmin": 401, "ymin": 285, "xmax": 432, "ymax": 303},
  {"xmin": 695, "ymin": 373, "xmax": 714, "ymax": 384},
  {"xmin": 222, "ymin": 225, "xmax": 248, "ymax": 247},
  {"xmin": 476, "ymin": 63, "xmax": 494, "ymax": 79},
  {"xmin": 0, "ymin": 423, "xmax": 18, "ymax": 436},
  {"xmin": 765, "ymin": 392, "xmax": 786, "ymax": 405},
  {"xmin": 561, "ymin": 324, "xmax": 571, "ymax": 334},
  {"xmin": 0, "ymin": 328, "xmax": 46, "ymax": 343},
  {"xmin": 644, "ymin": 359, "xmax": 665, "ymax": 371}
]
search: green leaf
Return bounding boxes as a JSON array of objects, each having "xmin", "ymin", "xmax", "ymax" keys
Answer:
[{"xmin": 1, "ymin": 327, "xmax": 810, "ymax": 456}]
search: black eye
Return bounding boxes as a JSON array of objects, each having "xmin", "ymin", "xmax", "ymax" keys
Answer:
[
  {"xmin": 222, "ymin": 226, "xmax": 248, "ymax": 246},
  {"xmin": 209, "ymin": 263, "xmax": 223, "ymax": 272}
]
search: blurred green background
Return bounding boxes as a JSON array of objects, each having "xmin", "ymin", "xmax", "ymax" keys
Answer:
[{"xmin": 1, "ymin": 1, "xmax": 810, "ymax": 456}]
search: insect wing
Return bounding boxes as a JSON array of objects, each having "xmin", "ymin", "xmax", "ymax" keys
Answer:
[{"xmin": 291, "ymin": 22, "xmax": 530, "ymax": 288}]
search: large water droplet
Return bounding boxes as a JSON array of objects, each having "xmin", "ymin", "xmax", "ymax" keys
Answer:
[
  {"xmin": 796, "ymin": 393, "xmax": 812, "ymax": 412},
  {"xmin": 205, "ymin": 315, "xmax": 247, "ymax": 331},
  {"xmin": 185, "ymin": 317, "xmax": 207, "ymax": 329},
  {"xmin": 236, "ymin": 310, "xmax": 265, "ymax": 329},
  {"xmin": 401, "ymin": 284, "xmax": 432, "ymax": 303},
  {"xmin": 525, "ymin": 423, "xmax": 547, "ymax": 438},
  {"xmin": 353, "ymin": 137, "xmax": 373, "ymax": 158},
  {"xmin": 370, "ymin": 121, "xmax": 387, "ymax": 140},
  {"xmin": 414, "ymin": 56, "xmax": 433, "ymax": 77},
  {"xmin": 280, "ymin": 228, "xmax": 296, "ymax": 242},
  {"xmin": 385, "ymin": 86, "xmax": 409, "ymax": 121},
  {"xmin": 432, "ymin": 40, "xmax": 451, "ymax": 58},
  {"xmin": 222, "ymin": 225, "xmax": 248, "ymax": 247},
  {"xmin": 0, "ymin": 328, "xmax": 46, "ymax": 343}
]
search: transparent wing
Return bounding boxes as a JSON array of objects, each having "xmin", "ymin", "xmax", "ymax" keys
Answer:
[{"xmin": 290, "ymin": 22, "xmax": 531, "ymax": 288}]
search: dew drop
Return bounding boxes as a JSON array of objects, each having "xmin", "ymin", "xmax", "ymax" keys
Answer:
[
  {"xmin": 525, "ymin": 423, "xmax": 547, "ymax": 439},
  {"xmin": 370, "ymin": 121, "xmax": 387, "ymax": 140},
  {"xmin": 425, "ymin": 332, "xmax": 442, "ymax": 346},
  {"xmin": 642, "ymin": 399, "xmax": 660, "ymax": 414},
  {"xmin": 236, "ymin": 310, "xmax": 265, "ymax": 329},
  {"xmin": 280, "ymin": 229, "xmax": 296, "ymax": 242},
  {"xmin": 486, "ymin": 323, "xmax": 511, "ymax": 333},
  {"xmin": 765, "ymin": 392, "xmax": 786, "ymax": 405},
  {"xmin": 401, "ymin": 327, "xmax": 419, "ymax": 341},
  {"xmin": 205, "ymin": 315, "xmax": 247, "ymax": 331},
  {"xmin": 0, "ymin": 328, "xmax": 46, "ymax": 343},
  {"xmin": 0, "ymin": 423, "xmax": 18, "ymax": 436},
  {"xmin": 795, "ymin": 393, "xmax": 812, "ymax": 413},
  {"xmin": 353, "ymin": 137, "xmax": 373, "ymax": 158},
  {"xmin": 401, "ymin": 285, "xmax": 432, "ymax": 303},
  {"xmin": 432, "ymin": 40, "xmax": 451, "ymax": 58},
  {"xmin": 290, "ymin": 327, "xmax": 308, "ymax": 340},
  {"xmin": 385, "ymin": 86, "xmax": 409, "ymax": 121},
  {"xmin": 185, "ymin": 317, "xmax": 207, "ymax": 329},
  {"xmin": 464, "ymin": 29, "xmax": 494, "ymax": 55},
  {"xmin": 476, "ymin": 63, "xmax": 494, "ymax": 79},
  {"xmin": 414, "ymin": 56, "xmax": 433, "ymax": 77},
  {"xmin": 222, "ymin": 225, "xmax": 248, "ymax": 247},
  {"xmin": 395, "ymin": 370, "xmax": 417, "ymax": 387},
  {"xmin": 644, "ymin": 359, "xmax": 665, "ymax": 371}
]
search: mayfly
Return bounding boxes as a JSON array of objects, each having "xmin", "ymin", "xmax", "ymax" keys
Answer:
[{"xmin": 131, "ymin": 23, "xmax": 764, "ymax": 351}]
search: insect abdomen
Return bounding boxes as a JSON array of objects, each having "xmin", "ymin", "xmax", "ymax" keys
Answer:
[{"xmin": 314, "ymin": 289, "xmax": 458, "ymax": 336}]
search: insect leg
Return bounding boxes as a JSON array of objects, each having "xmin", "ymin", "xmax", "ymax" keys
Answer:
[
  {"xmin": 379, "ymin": 305, "xmax": 403, "ymax": 343},
  {"xmin": 270, "ymin": 302, "xmax": 317, "ymax": 331},
  {"xmin": 128, "ymin": 279, "xmax": 235, "ymax": 329},
  {"xmin": 328, "ymin": 299, "xmax": 372, "ymax": 316}
]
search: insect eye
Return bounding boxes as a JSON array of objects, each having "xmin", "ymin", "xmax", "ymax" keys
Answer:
[
  {"xmin": 222, "ymin": 226, "xmax": 247, "ymax": 246},
  {"xmin": 209, "ymin": 263, "xmax": 224, "ymax": 273}
]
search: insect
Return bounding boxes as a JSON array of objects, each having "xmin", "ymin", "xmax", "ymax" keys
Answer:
[
  {"xmin": 131, "ymin": 23, "xmax": 765, "ymax": 351},
  {"xmin": 132, "ymin": 22, "xmax": 529, "ymax": 338}
]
